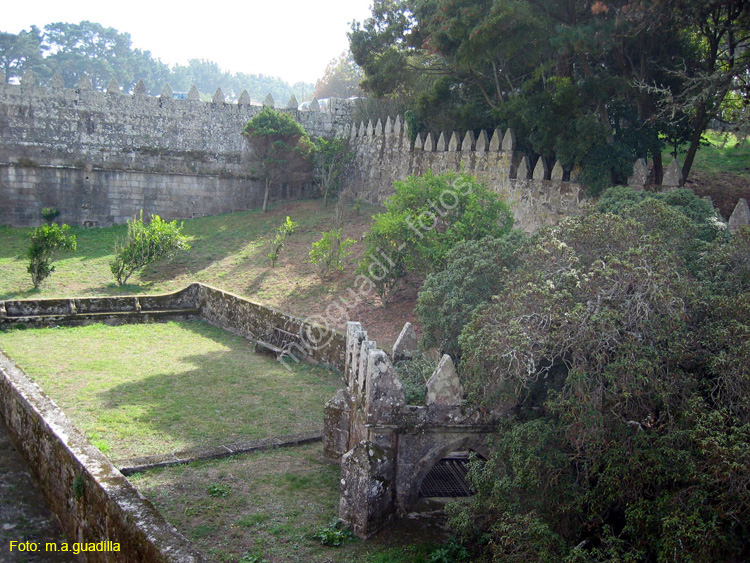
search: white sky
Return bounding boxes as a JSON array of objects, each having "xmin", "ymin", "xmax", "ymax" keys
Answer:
[{"xmin": 3, "ymin": 0, "xmax": 374, "ymax": 83}]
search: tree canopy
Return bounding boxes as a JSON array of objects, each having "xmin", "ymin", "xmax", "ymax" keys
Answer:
[
  {"xmin": 0, "ymin": 21, "xmax": 313, "ymax": 100},
  {"xmin": 243, "ymin": 108, "xmax": 313, "ymax": 213},
  {"xmin": 447, "ymin": 189, "xmax": 749, "ymax": 562},
  {"xmin": 350, "ymin": 0, "xmax": 750, "ymax": 190}
]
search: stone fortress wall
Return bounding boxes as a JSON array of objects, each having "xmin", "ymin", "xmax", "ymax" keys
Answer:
[
  {"xmin": 0, "ymin": 72, "xmax": 354, "ymax": 227},
  {"xmin": 2, "ymin": 70, "xmax": 748, "ymax": 232}
]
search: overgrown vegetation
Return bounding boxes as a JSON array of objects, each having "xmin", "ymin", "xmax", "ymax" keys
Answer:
[
  {"xmin": 26, "ymin": 222, "xmax": 77, "ymax": 288},
  {"xmin": 350, "ymin": 0, "xmax": 750, "ymax": 189},
  {"xmin": 110, "ymin": 211, "xmax": 190, "ymax": 285},
  {"xmin": 267, "ymin": 216, "xmax": 298, "ymax": 267},
  {"xmin": 356, "ymin": 170, "xmax": 513, "ymax": 304},
  {"xmin": 243, "ymin": 108, "xmax": 313, "ymax": 213},
  {"xmin": 308, "ymin": 229, "xmax": 356, "ymax": 281},
  {"xmin": 313, "ymin": 137, "xmax": 353, "ymax": 207},
  {"xmin": 445, "ymin": 188, "xmax": 749, "ymax": 562}
]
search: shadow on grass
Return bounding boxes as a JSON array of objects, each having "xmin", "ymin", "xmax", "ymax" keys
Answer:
[{"xmin": 94, "ymin": 322, "xmax": 338, "ymax": 458}]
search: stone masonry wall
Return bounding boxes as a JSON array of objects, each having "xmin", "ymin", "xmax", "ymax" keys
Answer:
[
  {"xmin": 0, "ymin": 283, "xmax": 347, "ymax": 372},
  {"xmin": 340, "ymin": 116, "xmax": 589, "ymax": 232},
  {"xmin": 0, "ymin": 351, "xmax": 208, "ymax": 562},
  {"xmin": 0, "ymin": 78, "xmax": 354, "ymax": 227}
]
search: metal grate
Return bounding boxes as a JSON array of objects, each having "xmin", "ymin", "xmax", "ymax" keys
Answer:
[{"xmin": 419, "ymin": 457, "xmax": 473, "ymax": 498}]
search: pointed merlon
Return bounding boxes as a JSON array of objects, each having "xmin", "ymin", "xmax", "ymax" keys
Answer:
[
  {"xmin": 159, "ymin": 83, "xmax": 173, "ymax": 98},
  {"xmin": 476, "ymin": 130, "xmax": 489, "ymax": 152},
  {"xmin": 77, "ymin": 74, "xmax": 93, "ymax": 91},
  {"xmin": 384, "ymin": 116, "xmax": 393, "ymax": 136},
  {"xmin": 107, "ymin": 78, "xmax": 121, "ymax": 95},
  {"xmin": 238, "ymin": 90, "xmax": 252, "ymax": 105},
  {"xmin": 393, "ymin": 115, "xmax": 402, "ymax": 136},
  {"xmin": 461, "ymin": 131, "xmax": 474, "ymax": 152},
  {"xmin": 501, "ymin": 128, "xmax": 516, "ymax": 151},
  {"xmin": 188, "ymin": 85, "xmax": 200, "ymax": 100},
  {"xmin": 551, "ymin": 160, "xmax": 564, "ymax": 181},
  {"xmin": 628, "ymin": 158, "xmax": 649, "ymax": 189},
  {"xmin": 350, "ymin": 121, "xmax": 358, "ymax": 140},
  {"xmin": 489, "ymin": 128, "xmax": 502, "ymax": 151},
  {"xmin": 516, "ymin": 155, "xmax": 530, "ymax": 179},
  {"xmin": 22, "ymin": 69, "xmax": 36, "ymax": 87},
  {"xmin": 423, "ymin": 133, "xmax": 435, "ymax": 152},
  {"xmin": 414, "ymin": 133, "xmax": 424, "ymax": 151},
  {"xmin": 310, "ymin": 97, "xmax": 321, "ymax": 112},
  {"xmin": 533, "ymin": 157, "xmax": 549, "ymax": 180},
  {"xmin": 663, "ymin": 158, "xmax": 683, "ymax": 187},
  {"xmin": 358, "ymin": 121, "xmax": 366, "ymax": 137},
  {"xmin": 426, "ymin": 354, "xmax": 464, "ymax": 406},
  {"xmin": 50, "ymin": 72, "xmax": 65, "ymax": 89},
  {"xmin": 374, "ymin": 119, "xmax": 383, "ymax": 136},
  {"xmin": 392, "ymin": 322, "xmax": 418, "ymax": 362},
  {"xmin": 133, "ymin": 79, "xmax": 147, "ymax": 97},
  {"xmin": 213, "ymin": 88, "xmax": 225, "ymax": 103},
  {"xmin": 287, "ymin": 94, "xmax": 298, "ymax": 109},
  {"xmin": 448, "ymin": 131, "xmax": 460, "ymax": 152},
  {"xmin": 263, "ymin": 94, "xmax": 275, "ymax": 108},
  {"xmin": 365, "ymin": 350, "xmax": 406, "ymax": 409},
  {"xmin": 436, "ymin": 132, "xmax": 446, "ymax": 151},
  {"xmin": 729, "ymin": 198, "xmax": 750, "ymax": 234},
  {"xmin": 366, "ymin": 120, "xmax": 374, "ymax": 137}
]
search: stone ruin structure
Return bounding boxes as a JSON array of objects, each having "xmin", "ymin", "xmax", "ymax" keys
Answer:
[{"xmin": 324, "ymin": 322, "xmax": 500, "ymax": 538}]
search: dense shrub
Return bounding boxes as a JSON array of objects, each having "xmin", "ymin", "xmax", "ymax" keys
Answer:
[
  {"xmin": 416, "ymin": 231, "xmax": 526, "ymax": 359},
  {"xmin": 308, "ymin": 229, "xmax": 355, "ymax": 280},
  {"xmin": 110, "ymin": 211, "xmax": 190, "ymax": 285},
  {"xmin": 450, "ymin": 198, "xmax": 750, "ymax": 562},
  {"xmin": 27, "ymin": 223, "xmax": 77, "ymax": 288},
  {"xmin": 357, "ymin": 170, "xmax": 513, "ymax": 304}
]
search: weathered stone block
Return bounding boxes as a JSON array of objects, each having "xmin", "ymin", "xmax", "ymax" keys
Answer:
[
  {"xmin": 392, "ymin": 322, "xmax": 418, "ymax": 361},
  {"xmin": 426, "ymin": 354, "xmax": 464, "ymax": 406}
]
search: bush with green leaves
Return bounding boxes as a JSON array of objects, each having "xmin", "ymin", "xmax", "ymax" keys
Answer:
[
  {"xmin": 110, "ymin": 211, "xmax": 190, "ymax": 285},
  {"xmin": 394, "ymin": 350, "xmax": 439, "ymax": 405},
  {"xmin": 313, "ymin": 137, "xmax": 353, "ymax": 207},
  {"xmin": 267, "ymin": 216, "xmax": 298, "ymax": 267},
  {"xmin": 27, "ymin": 223, "xmax": 77, "ymax": 288},
  {"xmin": 449, "ymin": 200, "xmax": 750, "ymax": 562},
  {"xmin": 41, "ymin": 207, "xmax": 61, "ymax": 223},
  {"xmin": 356, "ymin": 170, "xmax": 513, "ymax": 304},
  {"xmin": 310, "ymin": 520, "xmax": 354, "ymax": 547},
  {"xmin": 308, "ymin": 229, "xmax": 356, "ymax": 281},
  {"xmin": 416, "ymin": 231, "xmax": 526, "ymax": 359}
]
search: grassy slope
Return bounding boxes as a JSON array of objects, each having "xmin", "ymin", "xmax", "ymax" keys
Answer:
[
  {"xmin": 0, "ymin": 321, "xmax": 341, "ymax": 459},
  {"xmin": 0, "ymin": 199, "xmax": 419, "ymax": 345},
  {"xmin": 671, "ymin": 131, "xmax": 750, "ymax": 219}
]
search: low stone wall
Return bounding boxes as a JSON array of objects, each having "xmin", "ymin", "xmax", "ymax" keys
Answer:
[
  {"xmin": 0, "ymin": 283, "xmax": 347, "ymax": 372},
  {"xmin": 0, "ymin": 352, "xmax": 207, "ymax": 562}
]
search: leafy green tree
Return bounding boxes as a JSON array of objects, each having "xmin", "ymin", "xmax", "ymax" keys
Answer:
[
  {"xmin": 110, "ymin": 211, "xmax": 190, "ymax": 285},
  {"xmin": 243, "ymin": 108, "xmax": 313, "ymax": 213},
  {"xmin": 416, "ymin": 231, "xmax": 525, "ymax": 359},
  {"xmin": 451, "ymin": 196, "xmax": 750, "ymax": 562},
  {"xmin": 27, "ymin": 223, "xmax": 77, "ymax": 289},
  {"xmin": 268, "ymin": 216, "xmax": 298, "ymax": 267},
  {"xmin": 357, "ymin": 170, "xmax": 513, "ymax": 304},
  {"xmin": 313, "ymin": 137, "xmax": 353, "ymax": 207},
  {"xmin": 313, "ymin": 51, "xmax": 364, "ymax": 99},
  {"xmin": 350, "ymin": 0, "xmax": 750, "ymax": 187},
  {"xmin": 43, "ymin": 21, "xmax": 138, "ymax": 90},
  {"xmin": 0, "ymin": 26, "xmax": 46, "ymax": 83},
  {"xmin": 308, "ymin": 229, "xmax": 356, "ymax": 281}
]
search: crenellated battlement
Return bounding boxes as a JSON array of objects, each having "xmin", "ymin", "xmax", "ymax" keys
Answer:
[{"xmin": 339, "ymin": 115, "xmax": 587, "ymax": 232}]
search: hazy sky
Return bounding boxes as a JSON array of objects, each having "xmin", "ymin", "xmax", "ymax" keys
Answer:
[{"xmin": 4, "ymin": 0, "xmax": 374, "ymax": 84}]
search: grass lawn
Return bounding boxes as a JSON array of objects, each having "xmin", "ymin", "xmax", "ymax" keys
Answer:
[
  {"xmin": 129, "ymin": 443, "xmax": 452, "ymax": 563},
  {"xmin": 0, "ymin": 199, "xmax": 418, "ymax": 346},
  {"xmin": 0, "ymin": 321, "xmax": 342, "ymax": 459}
]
